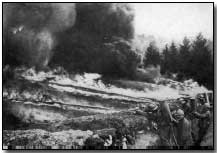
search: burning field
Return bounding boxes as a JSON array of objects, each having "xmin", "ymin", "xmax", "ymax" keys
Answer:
[{"xmin": 3, "ymin": 67, "xmax": 213, "ymax": 149}]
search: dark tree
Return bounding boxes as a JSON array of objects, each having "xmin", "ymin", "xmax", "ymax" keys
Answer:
[
  {"xmin": 168, "ymin": 42, "xmax": 179, "ymax": 73},
  {"xmin": 143, "ymin": 42, "xmax": 161, "ymax": 67},
  {"xmin": 160, "ymin": 42, "xmax": 179, "ymax": 74},
  {"xmin": 190, "ymin": 33, "xmax": 213, "ymax": 89},
  {"xmin": 178, "ymin": 37, "xmax": 191, "ymax": 77},
  {"xmin": 160, "ymin": 34, "xmax": 213, "ymax": 89},
  {"xmin": 160, "ymin": 44, "xmax": 169, "ymax": 74}
]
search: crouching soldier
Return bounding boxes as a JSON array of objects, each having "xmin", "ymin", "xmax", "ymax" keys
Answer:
[{"xmin": 134, "ymin": 103, "xmax": 159, "ymax": 116}]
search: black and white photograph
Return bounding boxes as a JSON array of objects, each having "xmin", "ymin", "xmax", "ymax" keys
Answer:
[{"xmin": 2, "ymin": 2, "xmax": 214, "ymax": 150}]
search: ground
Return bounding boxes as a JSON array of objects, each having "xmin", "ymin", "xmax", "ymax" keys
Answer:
[{"xmin": 2, "ymin": 67, "xmax": 213, "ymax": 149}]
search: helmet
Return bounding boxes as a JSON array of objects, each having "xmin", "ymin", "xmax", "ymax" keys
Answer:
[
  {"xmin": 204, "ymin": 103, "xmax": 211, "ymax": 108},
  {"xmin": 148, "ymin": 103, "xmax": 158, "ymax": 111},
  {"xmin": 173, "ymin": 109, "xmax": 184, "ymax": 121},
  {"xmin": 178, "ymin": 97, "xmax": 184, "ymax": 101},
  {"xmin": 179, "ymin": 98, "xmax": 187, "ymax": 104},
  {"xmin": 198, "ymin": 94, "xmax": 205, "ymax": 99},
  {"xmin": 189, "ymin": 96, "xmax": 195, "ymax": 100}
]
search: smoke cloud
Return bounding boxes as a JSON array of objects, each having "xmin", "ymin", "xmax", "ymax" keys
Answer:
[
  {"xmin": 3, "ymin": 3, "xmax": 139, "ymax": 77},
  {"xmin": 52, "ymin": 3, "xmax": 138, "ymax": 77},
  {"xmin": 3, "ymin": 3, "xmax": 76, "ymax": 68},
  {"xmin": 3, "ymin": 3, "xmax": 76, "ymax": 32}
]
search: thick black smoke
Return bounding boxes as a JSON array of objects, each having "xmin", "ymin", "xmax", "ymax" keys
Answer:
[
  {"xmin": 3, "ymin": 3, "xmax": 139, "ymax": 78},
  {"xmin": 3, "ymin": 3, "xmax": 76, "ymax": 68},
  {"xmin": 52, "ymin": 3, "xmax": 139, "ymax": 77}
]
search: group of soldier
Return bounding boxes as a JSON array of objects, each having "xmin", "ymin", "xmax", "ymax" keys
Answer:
[{"xmin": 135, "ymin": 91, "xmax": 213, "ymax": 148}]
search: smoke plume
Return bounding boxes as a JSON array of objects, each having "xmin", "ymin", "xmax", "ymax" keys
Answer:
[
  {"xmin": 3, "ymin": 3, "xmax": 139, "ymax": 78},
  {"xmin": 3, "ymin": 3, "xmax": 76, "ymax": 68}
]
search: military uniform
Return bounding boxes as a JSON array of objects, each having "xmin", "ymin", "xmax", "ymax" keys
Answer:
[
  {"xmin": 193, "ymin": 103, "xmax": 211, "ymax": 145},
  {"xmin": 157, "ymin": 102, "xmax": 178, "ymax": 147},
  {"xmin": 176, "ymin": 117, "xmax": 193, "ymax": 146},
  {"xmin": 173, "ymin": 109, "xmax": 193, "ymax": 147}
]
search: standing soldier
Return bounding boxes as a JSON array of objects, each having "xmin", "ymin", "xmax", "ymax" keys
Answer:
[
  {"xmin": 182, "ymin": 92, "xmax": 212, "ymax": 146},
  {"xmin": 192, "ymin": 98, "xmax": 211, "ymax": 145},
  {"xmin": 173, "ymin": 109, "xmax": 193, "ymax": 147},
  {"xmin": 157, "ymin": 101, "xmax": 178, "ymax": 147}
]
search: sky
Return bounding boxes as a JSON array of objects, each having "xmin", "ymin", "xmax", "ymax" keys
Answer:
[{"xmin": 132, "ymin": 3, "xmax": 213, "ymax": 43}]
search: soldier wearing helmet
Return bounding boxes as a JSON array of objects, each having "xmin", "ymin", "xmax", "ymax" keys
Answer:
[
  {"xmin": 155, "ymin": 101, "xmax": 179, "ymax": 147},
  {"xmin": 192, "ymin": 100, "xmax": 211, "ymax": 145},
  {"xmin": 173, "ymin": 109, "xmax": 193, "ymax": 147}
]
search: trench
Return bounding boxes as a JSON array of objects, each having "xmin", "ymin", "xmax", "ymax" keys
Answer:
[
  {"xmin": 3, "ymin": 74, "xmax": 213, "ymax": 149},
  {"xmin": 3, "ymin": 97, "xmax": 213, "ymax": 149},
  {"xmin": 3, "ymin": 97, "xmax": 162, "ymax": 149}
]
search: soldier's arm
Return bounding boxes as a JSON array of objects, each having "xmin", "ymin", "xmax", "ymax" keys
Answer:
[{"xmin": 193, "ymin": 111, "xmax": 210, "ymax": 119}]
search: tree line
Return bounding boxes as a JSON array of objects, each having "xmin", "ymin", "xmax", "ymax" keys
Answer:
[{"xmin": 143, "ymin": 33, "xmax": 213, "ymax": 90}]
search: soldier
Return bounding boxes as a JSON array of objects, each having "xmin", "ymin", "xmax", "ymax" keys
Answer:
[
  {"xmin": 180, "ymin": 96, "xmax": 197, "ymax": 120},
  {"xmin": 173, "ymin": 109, "xmax": 193, "ymax": 147},
  {"xmin": 104, "ymin": 135, "xmax": 113, "ymax": 149},
  {"xmin": 122, "ymin": 135, "xmax": 127, "ymax": 149},
  {"xmin": 193, "ymin": 101, "xmax": 211, "ymax": 145},
  {"xmin": 185, "ymin": 96, "xmax": 199, "ymax": 143},
  {"xmin": 134, "ymin": 103, "xmax": 159, "ymax": 116},
  {"xmin": 156, "ymin": 101, "xmax": 178, "ymax": 147}
]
